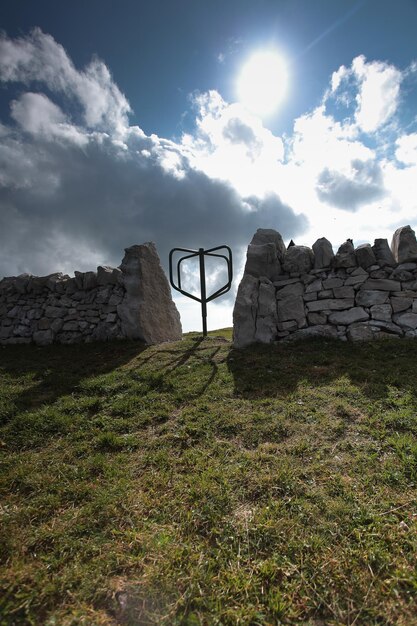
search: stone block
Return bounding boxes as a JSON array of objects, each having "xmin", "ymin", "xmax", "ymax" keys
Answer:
[
  {"xmin": 355, "ymin": 244, "xmax": 376, "ymax": 269},
  {"xmin": 305, "ymin": 279, "xmax": 322, "ymax": 293},
  {"xmin": 323, "ymin": 277, "xmax": 344, "ymax": 289},
  {"xmin": 307, "ymin": 298, "xmax": 354, "ymax": 312},
  {"xmin": 347, "ymin": 323, "xmax": 374, "ymax": 342},
  {"xmin": 360, "ymin": 279, "xmax": 401, "ymax": 292},
  {"xmin": 282, "ymin": 245, "xmax": 314, "ymax": 274},
  {"xmin": 393, "ymin": 312, "xmax": 417, "ymax": 329},
  {"xmin": 333, "ymin": 286, "xmax": 355, "ymax": 299},
  {"xmin": 33, "ymin": 330, "xmax": 53, "ymax": 346},
  {"xmin": 328, "ymin": 307, "xmax": 369, "ymax": 325},
  {"xmin": 312, "ymin": 237, "xmax": 334, "ymax": 269},
  {"xmin": 370, "ymin": 304, "xmax": 392, "ymax": 322},
  {"xmin": 308, "ymin": 312, "xmax": 327, "ymax": 325},
  {"xmin": 318, "ymin": 290, "xmax": 333, "ymax": 299},
  {"xmin": 391, "ymin": 297, "xmax": 412, "ymax": 313},
  {"xmin": 356, "ymin": 290, "xmax": 389, "ymax": 307},
  {"xmin": 277, "ymin": 296, "xmax": 305, "ymax": 323},
  {"xmin": 373, "ymin": 238, "xmax": 395, "ymax": 266},
  {"xmin": 345, "ymin": 275, "xmax": 368, "ymax": 286},
  {"xmin": 276, "ymin": 282, "xmax": 304, "ymax": 300}
]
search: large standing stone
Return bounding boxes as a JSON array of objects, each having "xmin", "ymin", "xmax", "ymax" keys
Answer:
[
  {"xmin": 233, "ymin": 274, "xmax": 259, "ymax": 348},
  {"xmin": 282, "ymin": 245, "xmax": 314, "ymax": 274},
  {"xmin": 391, "ymin": 225, "xmax": 417, "ymax": 263},
  {"xmin": 313, "ymin": 238, "xmax": 334, "ymax": 269},
  {"xmin": 372, "ymin": 239, "xmax": 395, "ymax": 266},
  {"xmin": 117, "ymin": 243, "xmax": 182, "ymax": 344}
]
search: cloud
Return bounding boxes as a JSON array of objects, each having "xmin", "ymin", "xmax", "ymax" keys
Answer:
[
  {"xmin": 0, "ymin": 28, "xmax": 131, "ymax": 132},
  {"xmin": 316, "ymin": 158, "xmax": 385, "ymax": 211},
  {"xmin": 329, "ymin": 55, "xmax": 402, "ymax": 133},
  {"xmin": 0, "ymin": 30, "xmax": 305, "ymax": 287}
]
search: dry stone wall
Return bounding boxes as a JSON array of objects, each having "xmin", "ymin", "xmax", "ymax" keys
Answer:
[
  {"xmin": 0, "ymin": 242, "xmax": 182, "ymax": 346},
  {"xmin": 233, "ymin": 225, "xmax": 417, "ymax": 348}
]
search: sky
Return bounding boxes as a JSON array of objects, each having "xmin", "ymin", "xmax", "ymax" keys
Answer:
[{"xmin": 1, "ymin": 0, "xmax": 417, "ymax": 332}]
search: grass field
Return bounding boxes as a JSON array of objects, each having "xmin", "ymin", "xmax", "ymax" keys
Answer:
[{"xmin": 1, "ymin": 331, "xmax": 417, "ymax": 625}]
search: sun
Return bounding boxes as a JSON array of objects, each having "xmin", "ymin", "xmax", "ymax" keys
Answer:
[{"xmin": 237, "ymin": 50, "xmax": 288, "ymax": 117}]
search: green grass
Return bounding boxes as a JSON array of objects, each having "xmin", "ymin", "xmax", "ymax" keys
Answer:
[{"xmin": 1, "ymin": 330, "xmax": 417, "ymax": 625}]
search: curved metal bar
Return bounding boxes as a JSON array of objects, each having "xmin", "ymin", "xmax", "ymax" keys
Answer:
[{"xmin": 169, "ymin": 244, "xmax": 233, "ymax": 336}]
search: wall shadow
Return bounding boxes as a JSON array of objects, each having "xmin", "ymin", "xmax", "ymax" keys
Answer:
[
  {"xmin": 227, "ymin": 337, "xmax": 417, "ymax": 403},
  {"xmin": 0, "ymin": 340, "xmax": 148, "ymax": 418}
]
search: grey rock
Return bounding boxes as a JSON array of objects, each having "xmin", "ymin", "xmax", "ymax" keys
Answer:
[
  {"xmin": 318, "ymin": 290, "xmax": 334, "ymax": 299},
  {"xmin": 33, "ymin": 330, "xmax": 53, "ymax": 346},
  {"xmin": 312, "ymin": 237, "xmax": 334, "ymax": 269},
  {"xmin": 390, "ymin": 268, "xmax": 413, "ymax": 281},
  {"xmin": 347, "ymin": 323, "xmax": 374, "ymax": 342},
  {"xmin": 328, "ymin": 307, "xmax": 369, "ymax": 325},
  {"xmin": 244, "ymin": 243, "xmax": 282, "ymax": 281},
  {"xmin": 83, "ymin": 271, "xmax": 98, "ymax": 290},
  {"xmin": 277, "ymin": 320, "xmax": 298, "ymax": 331},
  {"xmin": 394, "ymin": 312, "xmax": 417, "ymax": 329},
  {"xmin": 233, "ymin": 274, "xmax": 259, "ymax": 348},
  {"xmin": 372, "ymin": 239, "xmax": 395, "ymax": 266},
  {"xmin": 355, "ymin": 244, "xmax": 376, "ymax": 269},
  {"xmin": 305, "ymin": 279, "xmax": 322, "ymax": 293},
  {"xmin": 51, "ymin": 318, "xmax": 64, "ymax": 333},
  {"xmin": 255, "ymin": 316, "xmax": 277, "ymax": 343},
  {"xmin": 370, "ymin": 304, "xmax": 392, "ymax": 322},
  {"xmin": 391, "ymin": 225, "xmax": 417, "ymax": 263},
  {"xmin": 308, "ymin": 312, "xmax": 328, "ymax": 325},
  {"xmin": 273, "ymin": 277, "xmax": 300, "ymax": 287},
  {"xmin": 412, "ymin": 300, "xmax": 417, "ymax": 314},
  {"xmin": 323, "ymin": 277, "xmax": 344, "ymax": 289},
  {"xmin": 303, "ymin": 292, "xmax": 318, "ymax": 302},
  {"xmin": 45, "ymin": 306, "xmax": 67, "ymax": 318},
  {"xmin": 369, "ymin": 320, "xmax": 403, "ymax": 335},
  {"xmin": 258, "ymin": 281, "xmax": 277, "ymax": 318},
  {"xmin": 38, "ymin": 317, "xmax": 51, "ymax": 330},
  {"xmin": 391, "ymin": 297, "xmax": 412, "ymax": 313},
  {"xmin": 351, "ymin": 267, "xmax": 369, "ymax": 276},
  {"xmin": 97, "ymin": 266, "xmax": 122, "ymax": 286},
  {"xmin": 74, "ymin": 271, "xmax": 85, "ymax": 290},
  {"xmin": 283, "ymin": 325, "xmax": 338, "ymax": 341},
  {"xmin": 250, "ymin": 228, "xmax": 287, "ymax": 260},
  {"xmin": 277, "ymin": 296, "xmax": 305, "ymax": 325},
  {"xmin": 345, "ymin": 274, "xmax": 368, "ymax": 286},
  {"xmin": 356, "ymin": 290, "xmax": 389, "ymax": 306},
  {"xmin": 307, "ymin": 298, "xmax": 354, "ymax": 312},
  {"xmin": 276, "ymin": 282, "xmax": 304, "ymax": 300},
  {"xmin": 282, "ymin": 246, "xmax": 314, "ymax": 274},
  {"xmin": 333, "ymin": 286, "xmax": 355, "ymax": 299},
  {"xmin": 334, "ymin": 240, "xmax": 356, "ymax": 268},
  {"xmin": 360, "ymin": 279, "xmax": 401, "ymax": 292},
  {"xmin": 14, "ymin": 274, "xmax": 32, "ymax": 294},
  {"xmin": 398, "ymin": 262, "xmax": 417, "ymax": 271}
]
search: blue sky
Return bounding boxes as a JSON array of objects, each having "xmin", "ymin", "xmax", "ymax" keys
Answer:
[{"xmin": 1, "ymin": 0, "xmax": 417, "ymax": 330}]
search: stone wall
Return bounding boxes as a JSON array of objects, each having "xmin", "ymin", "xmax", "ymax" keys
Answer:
[
  {"xmin": 233, "ymin": 225, "xmax": 417, "ymax": 348},
  {"xmin": 0, "ymin": 242, "xmax": 182, "ymax": 346}
]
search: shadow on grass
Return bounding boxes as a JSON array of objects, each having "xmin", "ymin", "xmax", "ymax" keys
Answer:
[
  {"xmin": 227, "ymin": 336, "xmax": 417, "ymax": 402},
  {"xmin": 0, "ymin": 339, "xmax": 148, "ymax": 416}
]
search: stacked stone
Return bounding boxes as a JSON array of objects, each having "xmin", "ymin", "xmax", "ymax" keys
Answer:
[
  {"xmin": 0, "ymin": 242, "xmax": 182, "ymax": 346},
  {"xmin": 0, "ymin": 266, "xmax": 124, "ymax": 345},
  {"xmin": 233, "ymin": 225, "xmax": 417, "ymax": 348}
]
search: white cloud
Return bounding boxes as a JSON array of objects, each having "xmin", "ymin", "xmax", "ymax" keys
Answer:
[
  {"xmin": 395, "ymin": 132, "xmax": 417, "ymax": 165},
  {"xmin": 0, "ymin": 28, "xmax": 131, "ymax": 133}
]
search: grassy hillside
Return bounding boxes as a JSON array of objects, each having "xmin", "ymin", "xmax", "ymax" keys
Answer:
[{"xmin": 1, "ymin": 331, "xmax": 417, "ymax": 625}]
